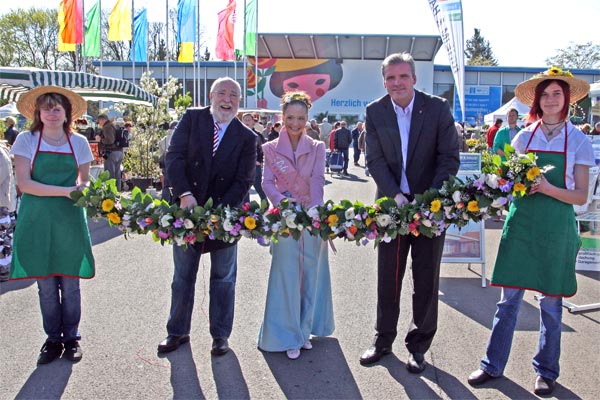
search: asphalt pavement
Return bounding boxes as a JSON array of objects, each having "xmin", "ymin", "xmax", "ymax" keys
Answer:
[{"xmin": 1, "ymin": 161, "xmax": 599, "ymax": 399}]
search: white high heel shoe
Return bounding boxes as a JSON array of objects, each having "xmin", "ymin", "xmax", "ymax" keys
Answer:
[{"xmin": 286, "ymin": 349, "xmax": 301, "ymax": 359}]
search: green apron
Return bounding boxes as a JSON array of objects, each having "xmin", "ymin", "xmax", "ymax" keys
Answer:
[
  {"xmin": 10, "ymin": 133, "xmax": 94, "ymax": 279},
  {"xmin": 492, "ymin": 124, "xmax": 579, "ymax": 297}
]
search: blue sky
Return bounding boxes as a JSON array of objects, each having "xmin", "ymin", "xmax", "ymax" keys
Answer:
[{"xmin": 6, "ymin": 0, "xmax": 600, "ymax": 68}]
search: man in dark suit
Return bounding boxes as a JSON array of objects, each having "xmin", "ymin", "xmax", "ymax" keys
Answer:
[
  {"xmin": 333, "ymin": 120, "xmax": 352, "ymax": 175},
  {"xmin": 158, "ymin": 77, "xmax": 257, "ymax": 356},
  {"xmin": 361, "ymin": 53, "xmax": 460, "ymax": 372}
]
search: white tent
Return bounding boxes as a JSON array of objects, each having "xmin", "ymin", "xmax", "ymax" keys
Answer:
[
  {"xmin": 484, "ymin": 97, "xmax": 530, "ymax": 125},
  {"xmin": 0, "ymin": 102, "xmax": 17, "ymax": 118},
  {"xmin": 590, "ymin": 81, "xmax": 600, "ymax": 118}
]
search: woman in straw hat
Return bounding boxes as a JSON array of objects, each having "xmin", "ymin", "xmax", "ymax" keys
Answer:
[
  {"xmin": 468, "ymin": 68, "xmax": 594, "ymax": 395},
  {"xmin": 8, "ymin": 86, "xmax": 95, "ymax": 365}
]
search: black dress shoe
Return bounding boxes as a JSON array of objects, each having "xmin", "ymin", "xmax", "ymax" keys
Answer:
[
  {"xmin": 468, "ymin": 369, "xmax": 497, "ymax": 386},
  {"xmin": 406, "ymin": 352, "xmax": 426, "ymax": 373},
  {"xmin": 359, "ymin": 346, "xmax": 392, "ymax": 366},
  {"xmin": 211, "ymin": 338, "xmax": 229, "ymax": 356},
  {"xmin": 157, "ymin": 335, "xmax": 190, "ymax": 353},
  {"xmin": 534, "ymin": 375, "xmax": 556, "ymax": 396}
]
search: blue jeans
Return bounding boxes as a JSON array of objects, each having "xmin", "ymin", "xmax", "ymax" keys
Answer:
[
  {"xmin": 166, "ymin": 243, "xmax": 238, "ymax": 339},
  {"xmin": 37, "ymin": 277, "xmax": 81, "ymax": 343},
  {"xmin": 480, "ymin": 287, "xmax": 563, "ymax": 380}
]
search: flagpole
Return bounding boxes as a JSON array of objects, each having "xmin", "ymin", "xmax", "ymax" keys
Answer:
[
  {"xmin": 255, "ymin": 0, "xmax": 258, "ymax": 108},
  {"xmin": 131, "ymin": 0, "xmax": 135, "ymax": 85},
  {"xmin": 195, "ymin": 0, "xmax": 200, "ymax": 106},
  {"xmin": 81, "ymin": 0, "xmax": 86, "ymax": 72},
  {"xmin": 165, "ymin": 0, "xmax": 169, "ymax": 85},
  {"xmin": 243, "ymin": 0, "xmax": 247, "ymax": 108}
]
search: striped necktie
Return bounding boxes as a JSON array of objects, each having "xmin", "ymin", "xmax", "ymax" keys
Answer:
[{"xmin": 213, "ymin": 122, "xmax": 220, "ymax": 156}]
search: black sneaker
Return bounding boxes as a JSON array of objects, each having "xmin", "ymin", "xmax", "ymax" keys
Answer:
[
  {"xmin": 63, "ymin": 340, "xmax": 83, "ymax": 362},
  {"xmin": 37, "ymin": 341, "xmax": 63, "ymax": 365}
]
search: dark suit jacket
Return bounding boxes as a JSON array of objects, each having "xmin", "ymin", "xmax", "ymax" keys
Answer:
[
  {"xmin": 365, "ymin": 90, "xmax": 460, "ymax": 200},
  {"xmin": 165, "ymin": 106, "xmax": 257, "ymax": 252}
]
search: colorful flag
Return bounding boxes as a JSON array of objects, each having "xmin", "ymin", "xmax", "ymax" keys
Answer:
[
  {"xmin": 177, "ymin": 0, "xmax": 197, "ymax": 43},
  {"xmin": 178, "ymin": 43, "xmax": 194, "ymax": 63},
  {"xmin": 216, "ymin": 0, "xmax": 236, "ymax": 61},
  {"xmin": 427, "ymin": 0, "xmax": 465, "ymax": 121},
  {"xmin": 58, "ymin": 1, "xmax": 76, "ymax": 52},
  {"xmin": 84, "ymin": 0, "xmax": 101, "ymax": 57},
  {"xmin": 244, "ymin": 0, "xmax": 257, "ymax": 56},
  {"xmin": 61, "ymin": 0, "xmax": 83, "ymax": 44},
  {"xmin": 108, "ymin": 0, "xmax": 132, "ymax": 41},
  {"xmin": 131, "ymin": 8, "xmax": 148, "ymax": 62}
]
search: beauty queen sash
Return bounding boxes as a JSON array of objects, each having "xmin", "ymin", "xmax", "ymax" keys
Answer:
[{"xmin": 263, "ymin": 145, "xmax": 311, "ymax": 206}]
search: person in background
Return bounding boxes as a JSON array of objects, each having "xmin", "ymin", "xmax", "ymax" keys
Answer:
[
  {"xmin": 262, "ymin": 121, "xmax": 273, "ymax": 141},
  {"xmin": 305, "ymin": 121, "xmax": 320, "ymax": 141},
  {"xmin": 493, "ymin": 108, "xmax": 521, "ymax": 161},
  {"xmin": 361, "ymin": 52, "xmax": 460, "ymax": 372},
  {"xmin": 95, "ymin": 114, "xmax": 124, "ymax": 190},
  {"xmin": 358, "ymin": 125, "xmax": 369, "ymax": 176},
  {"xmin": 159, "ymin": 77, "xmax": 256, "ymax": 356},
  {"xmin": 310, "ymin": 119, "xmax": 321, "ymax": 138},
  {"xmin": 242, "ymin": 112, "xmax": 268, "ymax": 206},
  {"xmin": 352, "ymin": 121, "xmax": 364, "ymax": 166},
  {"xmin": 3, "ymin": 116, "xmax": 18, "ymax": 146},
  {"xmin": 0, "ymin": 140, "xmax": 17, "ymax": 282},
  {"xmin": 9, "ymin": 85, "xmax": 95, "ymax": 364},
  {"xmin": 467, "ymin": 68, "xmax": 594, "ymax": 396},
  {"xmin": 334, "ymin": 120, "xmax": 352, "ymax": 175},
  {"xmin": 319, "ymin": 117, "xmax": 333, "ymax": 143},
  {"xmin": 590, "ymin": 122, "xmax": 600, "ymax": 135},
  {"xmin": 486, "ymin": 118, "xmax": 503, "ymax": 149},
  {"xmin": 329, "ymin": 121, "xmax": 341, "ymax": 151},
  {"xmin": 258, "ymin": 90, "xmax": 334, "ymax": 360},
  {"xmin": 268, "ymin": 122, "xmax": 282, "ymax": 141}
]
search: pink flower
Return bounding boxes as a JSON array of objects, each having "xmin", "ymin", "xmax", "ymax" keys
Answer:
[
  {"xmin": 242, "ymin": 202, "xmax": 250, "ymax": 211},
  {"xmin": 183, "ymin": 234, "xmax": 197, "ymax": 243},
  {"xmin": 158, "ymin": 230, "xmax": 170, "ymax": 239}
]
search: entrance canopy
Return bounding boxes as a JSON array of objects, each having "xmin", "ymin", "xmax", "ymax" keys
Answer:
[{"xmin": 256, "ymin": 33, "xmax": 442, "ymax": 61}]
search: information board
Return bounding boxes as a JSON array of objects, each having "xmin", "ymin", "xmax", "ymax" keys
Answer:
[{"xmin": 453, "ymin": 85, "xmax": 502, "ymax": 126}]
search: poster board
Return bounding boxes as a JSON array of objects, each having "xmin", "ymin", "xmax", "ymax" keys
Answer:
[
  {"xmin": 576, "ymin": 211, "xmax": 600, "ymax": 271},
  {"xmin": 442, "ymin": 153, "xmax": 487, "ymax": 286}
]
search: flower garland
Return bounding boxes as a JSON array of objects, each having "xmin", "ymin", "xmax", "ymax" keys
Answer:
[{"xmin": 72, "ymin": 146, "xmax": 551, "ymax": 248}]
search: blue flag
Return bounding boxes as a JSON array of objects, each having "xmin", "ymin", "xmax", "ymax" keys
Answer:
[
  {"xmin": 177, "ymin": 0, "xmax": 197, "ymax": 43},
  {"xmin": 131, "ymin": 8, "xmax": 148, "ymax": 62}
]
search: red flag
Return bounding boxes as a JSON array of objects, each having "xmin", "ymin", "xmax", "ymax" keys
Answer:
[
  {"xmin": 216, "ymin": 0, "xmax": 236, "ymax": 60},
  {"xmin": 61, "ymin": 0, "xmax": 83, "ymax": 44}
]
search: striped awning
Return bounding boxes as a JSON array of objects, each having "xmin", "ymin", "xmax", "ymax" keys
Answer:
[{"xmin": 0, "ymin": 67, "xmax": 158, "ymax": 107}]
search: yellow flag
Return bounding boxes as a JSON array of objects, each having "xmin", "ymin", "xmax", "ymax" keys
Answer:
[
  {"xmin": 58, "ymin": 1, "xmax": 76, "ymax": 51},
  {"xmin": 178, "ymin": 42, "xmax": 194, "ymax": 63},
  {"xmin": 108, "ymin": 0, "xmax": 132, "ymax": 41}
]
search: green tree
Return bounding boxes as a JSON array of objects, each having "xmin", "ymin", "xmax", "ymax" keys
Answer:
[
  {"xmin": 465, "ymin": 28, "xmax": 498, "ymax": 66},
  {"xmin": 545, "ymin": 42, "xmax": 600, "ymax": 69}
]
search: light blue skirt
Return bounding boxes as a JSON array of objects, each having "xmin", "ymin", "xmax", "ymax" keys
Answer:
[{"xmin": 257, "ymin": 231, "xmax": 335, "ymax": 352}]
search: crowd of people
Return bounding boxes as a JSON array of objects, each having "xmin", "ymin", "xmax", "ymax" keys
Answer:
[{"xmin": 0, "ymin": 53, "xmax": 597, "ymax": 397}]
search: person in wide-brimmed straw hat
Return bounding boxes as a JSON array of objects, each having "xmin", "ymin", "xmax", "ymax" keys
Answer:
[
  {"xmin": 468, "ymin": 67, "xmax": 595, "ymax": 396},
  {"xmin": 8, "ymin": 85, "xmax": 95, "ymax": 365}
]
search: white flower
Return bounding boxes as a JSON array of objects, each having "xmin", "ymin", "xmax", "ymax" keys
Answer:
[
  {"xmin": 485, "ymin": 174, "xmax": 500, "ymax": 189},
  {"xmin": 376, "ymin": 214, "xmax": 391, "ymax": 227},
  {"xmin": 272, "ymin": 222, "xmax": 281, "ymax": 232},
  {"xmin": 422, "ymin": 219, "xmax": 432, "ymax": 227},
  {"xmin": 183, "ymin": 219, "xmax": 194, "ymax": 229},
  {"xmin": 223, "ymin": 219, "xmax": 234, "ymax": 232},
  {"xmin": 285, "ymin": 214, "xmax": 297, "ymax": 229},
  {"xmin": 173, "ymin": 236, "xmax": 184, "ymax": 246},
  {"xmin": 491, "ymin": 197, "xmax": 508, "ymax": 208},
  {"xmin": 382, "ymin": 233, "xmax": 392, "ymax": 243},
  {"xmin": 344, "ymin": 207, "xmax": 355, "ymax": 220},
  {"xmin": 240, "ymin": 230, "xmax": 252, "ymax": 238},
  {"xmin": 307, "ymin": 206, "xmax": 320, "ymax": 219},
  {"xmin": 160, "ymin": 214, "xmax": 173, "ymax": 227},
  {"xmin": 452, "ymin": 191, "xmax": 462, "ymax": 203}
]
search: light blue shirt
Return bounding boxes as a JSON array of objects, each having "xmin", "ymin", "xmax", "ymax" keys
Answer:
[{"xmin": 392, "ymin": 93, "xmax": 415, "ymax": 194}]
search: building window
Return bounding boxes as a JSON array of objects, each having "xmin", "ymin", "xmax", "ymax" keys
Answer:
[{"xmin": 434, "ymin": 84, "xmax": 454, "ymax": 108}]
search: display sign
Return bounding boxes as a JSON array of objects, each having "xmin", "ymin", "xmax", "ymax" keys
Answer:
[
  {"xmin": 576, "ymin": 211, "xmax": 600, "ymax": 271},
  {"xmin": 453, "ymin": 85, "xmax": 502, "ymax": 126}
]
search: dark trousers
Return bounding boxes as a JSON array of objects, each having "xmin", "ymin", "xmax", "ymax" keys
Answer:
[
  {"xmin": 374, "ymin": 231, "xmax": 446, "ymax": 354},
  {"xmin": 353, "ymin": 144, "xmax": 361, "ymax": 163},
  {"xmin": 244, "ymin": 165, "xmax": 267, "ymax": 205},
  {"xmin": 339, "ymin": 148, "xmax": 349, "ymax": 173}
]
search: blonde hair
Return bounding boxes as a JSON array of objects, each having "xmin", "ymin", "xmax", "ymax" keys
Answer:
[{"xmin": 281, "ymin": 91, "xmax": 312, "ymax": 113}]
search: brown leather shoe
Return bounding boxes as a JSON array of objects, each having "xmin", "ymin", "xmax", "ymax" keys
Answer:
[
  {"xmin": 359, "ymin": 346, "xmax": 392, "ymax": 366},
  {"xmin": 468, "ymin": 369, "xmax": 498, "ymax": 386},
  {"xmin": 211, "ymin": 338, "xmax": 229, "ymax": 356},
  {"xmin": 157, "ymin": 335, "xmax": 190, "ymax": 353},
  {"xmin": 534, "ymin": 375, "xmax": 556, "ymax": 396}
]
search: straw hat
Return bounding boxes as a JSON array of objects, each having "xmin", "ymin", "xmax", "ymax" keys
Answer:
[
  {"xmin": 17, "ymin": 85, "xmax": 87, "ymax": 121},
  {"xmin": 515, "ymin": 66, "xmax": 590, "ymax": 107}
]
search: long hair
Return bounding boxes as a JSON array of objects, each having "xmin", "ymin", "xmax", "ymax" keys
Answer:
[
  {"xmin": 527, "ymin": 79, "xmax": 571, "ymax": 123},
  {"xmin": 29, "ymin": 93, "xmax": 74, "ymax": 135}
]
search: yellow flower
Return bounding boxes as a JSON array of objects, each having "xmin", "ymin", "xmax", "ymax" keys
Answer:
[
  {"xmin": 107, "ymin": 212, "xmax": 121, "ymax": 224},
  {"xmin": 327, "ymin": 214, "xmax": 339, "ymax": 226},
  {"xmin": 365, "ymin": 217, "xmax": 373, "ymax": 226},
  {"xmin": 430, "ymin": 199, "xmax": 442, "ymax": 213},
  {"xmin": 513, "ymin": 182, "xmax": 526, "ymax": 193},
  {"xmin": 244, "ymin": 216, "xmax": 256, "ymax": 230},
  {"xmin": 102, "ymin": 198, "xmax": 115, "ymax": 212},
  {"xmin": 467, "ymin": 200, "xmax": 480, "ymax": 212},
  {"xmin": 526, "ymin": 166, "xmax": 540, "ymax": 181}
]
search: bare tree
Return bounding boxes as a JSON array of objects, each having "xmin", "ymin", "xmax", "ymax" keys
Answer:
[{"xmin": 545, "ymin": 42, "xmax": 600, "ymax": 69}]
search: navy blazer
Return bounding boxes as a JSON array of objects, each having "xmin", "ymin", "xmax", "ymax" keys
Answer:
[
  {"xmin": 365, "ymin": 90, "xmax": 460, "ymax": 200},
  {"xmin": 165, "ymin": 107, "xmax": 257, "ymax": 251}
]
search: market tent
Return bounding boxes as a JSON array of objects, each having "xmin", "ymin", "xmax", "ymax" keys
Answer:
[
  {"xmin": 484, "ymin": 97, "xmax": 530, "ymax": 125},
  {"xmin": 0, "ymin": 67, "xmax": 157, "ymax": 108},
  {"xmin": 591, "ymin": 81, "xmax": 600, "ymax": 118},
  {"xmin": 0, "ymin": 101, "xmax": 17, "ymax": 118}
]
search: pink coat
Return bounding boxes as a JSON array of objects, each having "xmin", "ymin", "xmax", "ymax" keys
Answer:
[{"xmin": 262, "ymin": 128, "xmax": 326, "ymax": 208}]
